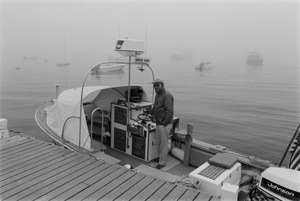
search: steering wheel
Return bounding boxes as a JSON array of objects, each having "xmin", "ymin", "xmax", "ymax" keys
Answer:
[{"xmin": 138, "ymin": 113, "xmax": 152, "ymax": 122}]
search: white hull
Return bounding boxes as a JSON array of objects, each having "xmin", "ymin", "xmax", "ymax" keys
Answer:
[
  {"xmin": 98, "ymin": 64, "xmax": 125, "ymax": 72},
  {"xmin": 56, "ymin": 62, "xmax": 70, "ymax": 67}
]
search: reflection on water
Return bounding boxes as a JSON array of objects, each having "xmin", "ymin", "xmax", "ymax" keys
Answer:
[
  {"xmin": 195, "ymin": 66, "xmax": 213, "ymax": 76},
  {"xmin": 245, "ymin": 63, "xmax": 263, "ymax": 73}
]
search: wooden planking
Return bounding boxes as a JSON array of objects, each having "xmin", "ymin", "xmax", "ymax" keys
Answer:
[
  {"xmin": 114, "ymin": 175, "xmax": 156, "ymax": 201},
  {"xmin": 53, "ymin": 164, "xmax": 121, "ymax": 200},
  {"xmin": 18, "ymin": 160, "xmax": 104, "ymax": 201},
  {"xmin": 162, "ymin": 185, "xmax": 188, "ymax": 200},
  {"xmin": 146, "ymin": 182, "xmax": 176, "ymax": 200},
  {"xmin": 0, "ymin": 153, "xmax": 85, "ymax": 199},
  {"xmin": 194, "ymin": 192, "xmax": 214, "ymax": 201},
  {"xmin": 178, "ymin": 189, "xmax": 201, "ymax": 201},
  {"xmin": 0, "ymin": 147, "xmax": 67, "ymax": 181},
  {"xmin": 0, "ymin": 143, "xmax": 58, "ymax": 165},
  {"xmin": 8, "ymin": 156, "xmax": 95, "ymax": 201},
  {"xmin": 0, "ymin": 137, "xmax": 37, "ymax": 151},
  {"xmin": 0, "ymin": 135, "xmax": 31, "ymax": 146},
  {"xmin": 0, "ymin": 133, "xmax": 214, "ymax": 201},
  {"xmin": 0, "ymin": 151, "xmax": 78, "ymax": 188},
  {"xmin": 45, "ymin": 163, "xmax": 113, "ymax": 201},
  {"xmin": 69, "ymin": 167, "xmax": 129, "ymax": 200},
  {"xmin": 131, "ymin": 179, "xmax": 166, "ymax": 201},
  {"xmin": 99, "ymin": 173, "xmax": 146, "ymax": 200},
  {"xmin": 82, "ymin": 170, "xmax": 137, "ymax": 200},
  {"xmin": 34, "ymin": 162, "xmax": 110, "ymax": 201}
]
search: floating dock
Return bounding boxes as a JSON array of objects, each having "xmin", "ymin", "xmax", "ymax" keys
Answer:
[{"xmin": 0, "ymin": 132, "xmax": 216, "ymax": 201}]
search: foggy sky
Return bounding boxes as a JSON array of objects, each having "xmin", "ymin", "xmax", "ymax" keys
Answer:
[{"xmin": 1, "ymin": 0, "xmax": 299, "ymax": 68}]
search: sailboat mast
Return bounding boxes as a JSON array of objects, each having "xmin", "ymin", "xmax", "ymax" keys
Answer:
[
  {"xmin": 63, "ymin": 27, "xmax": 67, "ymax": 63},
  {"xmin": 145, "ymin": 20, "xmax": 147, "ymax": 56}
]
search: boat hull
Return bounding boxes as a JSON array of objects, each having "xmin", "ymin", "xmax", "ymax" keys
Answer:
[
  {"xmin": 35, "ymin": 99, "xmax": 274, "ymax": 171},
  {"xmin": 98, "ymin": 64, "xmax": 125, "ymax": 72},
  {"xmin": 56, "ymin": 62, "xmax": 70, "ymax": 67}
]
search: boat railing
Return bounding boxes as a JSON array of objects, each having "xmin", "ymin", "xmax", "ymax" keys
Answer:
[
  {"xmin": 90, "ymin": 107, "xmax": 106, "ymax": 152},
  {"xmin": 61, "ymin": 116, "xmax": 80, "ymax": 141}
]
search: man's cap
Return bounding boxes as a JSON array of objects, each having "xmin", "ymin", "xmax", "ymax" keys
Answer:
[{"xmin": 151, "ymin": 79, "xmax": 164, "ymax": 84}]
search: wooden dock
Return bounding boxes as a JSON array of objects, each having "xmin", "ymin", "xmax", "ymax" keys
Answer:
[{"xmin": 0, "ymin": 133, "xmax": 216, "ymax": 201}]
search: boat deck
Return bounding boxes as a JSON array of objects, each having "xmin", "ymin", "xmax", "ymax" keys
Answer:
[{"xmin": 0, "ymin": 133, "xmax": 218, "ymax": 201}]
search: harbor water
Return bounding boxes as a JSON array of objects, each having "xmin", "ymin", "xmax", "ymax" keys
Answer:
[{"xmin": 0, "ymin": 56, "xmax": 299, "ymax": 167}]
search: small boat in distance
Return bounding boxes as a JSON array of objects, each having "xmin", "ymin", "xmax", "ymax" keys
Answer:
[
  {"xmin": 56, "ymin": 62, "xmax": 70, "ymax": 67},
  {"xmin": 195, "ymin": 61, "xmax": 215, "ymax": 70},
  {"xmin": 246, "ymin": 52, "xmax": 263, "ymax": 65},
  {"xmin": 92, "ymin": 63, "xmax": 125, "ymax": 73}
]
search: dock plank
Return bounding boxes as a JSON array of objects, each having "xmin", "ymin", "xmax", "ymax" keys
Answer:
[
  {"xmin": 18, "ymin": 159, "xmax": 102, "ymax": 201},
  {"xmin": 194, "ymin": 192, "xmax": 213, "ymax": 201},
  {"xmin": 83, "ymin": 170, "xmax": 136, "ymax": 200},
  {"xmin": 131, "ymin": 179, "xmax": 166, "ymax": 201},
  {"xmin": 162, "ymin": 185, "xmax": 187, "ymax": 200},
  {"xmin": 0, "ymin": 133, "xmax": 214, "ymax": 201},
  {"xmin": 0, "ymin": 137, "xmax": 37, "ymax": 151},
  {"xmin": 100, "ymin": 173, "xmax": 146, "ymax": 200},
  {"xmin": 68, "ymin": 167, "xmax": 128, "ymax": 200},
  {"xmin": 51, "ymin": 164, "xmax": 119, "ymax": 201},
  {"xmin": 0, "ymin": 145, "xmax": 63, "ymax": 174},
  {"xmin": 114, "ymin": 175, "xmax": 156, "ymax": 201},
  {"xmin": 0, "ymin": 153, "xmax": 87, "ymax": 200},
  {"xmin": 0, "ymin": 152, "xmax": 78, "ymax": 189},
  {"xmin": 146, "ymin": 182, "xmax": 176, "ymax": 200},
  {"xmin": 0, "ymin": 142, "xmax": 53, "ymax": 164},
  {"xmin": 0, "ymin": 135, "xmax": 30, "ymax": 146},
  {"xmin": 178, "ymin": 189, "xmax": 200, "ymax": 201},
  {"xmin": 34, "ymin": 162, "xmax": 110, "ymax": 201},
  {"xmin": 0, "ymin": 135, "xmax": 23, "ymax": 143},
  {"xmin": 0, "ymin": 147, "xmax": 66, "ymax": 180}
]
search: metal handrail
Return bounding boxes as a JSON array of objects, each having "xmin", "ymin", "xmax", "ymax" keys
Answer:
[
  {"xmin": 90, "ymin": 107, "xmax": 106, "ymax": 152},
  {"xmin": 61, "ymin": 116, "xmax": 80, "ymax": 141},
  {"xmin": 79, "ymin": 61, "xmax": 128, "ymax": 149},
  {"xmin": 78, "ymin": 60, "xmax": 151, "ymax": 149}
]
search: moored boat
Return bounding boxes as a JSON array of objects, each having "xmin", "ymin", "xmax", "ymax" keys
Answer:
[
  {"xmin": 246, "ymin": 52, "xmax": 263, "ymax": 65},
  {"xmin": 35, "ymin": 39, "xmax": 300, "ymax": 201},
  {"xmin": 95, "ymin": 63, "xmax": 125, "ymax": 73},
  {"xmin": 195, "ymin": 61, "xmax": 215, "ymax": 70},
  {"xmin": 56, "ymin": 62, "xmax": 70, "ymax": 67}
]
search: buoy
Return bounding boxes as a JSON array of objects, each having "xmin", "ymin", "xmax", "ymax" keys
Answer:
[
  {"xmin": 171, "ymin": 147, "xmax": 184, "ymax": 161},
  {"xmin": 0, "ymin": 118, "xmax": 9, "ymax": 139},
  {"xmin": 124, "ymin": 164, "xmax": 132, "ymax": 169}
]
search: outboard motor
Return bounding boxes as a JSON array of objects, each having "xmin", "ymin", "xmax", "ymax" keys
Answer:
[{"xmin": 249, "ymin": 167, "xmax": 300, "ymax": 201}]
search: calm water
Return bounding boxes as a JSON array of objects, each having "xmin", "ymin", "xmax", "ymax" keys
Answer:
[{"xmin": 1, "ymin": 56, "xmax": 299, "ymax": 166}]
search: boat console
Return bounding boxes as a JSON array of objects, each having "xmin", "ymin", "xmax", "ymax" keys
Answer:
[{"xmin": 110, "ymin": 100, "xmax": 179, "ymax": 162}]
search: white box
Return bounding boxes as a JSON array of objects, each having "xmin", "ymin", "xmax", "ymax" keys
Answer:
[
  {"xmin": 115, "ymin": 39, "xmax": 144, "ymax": 57},
  {"xmin": 189, "ymin": 162, "xmax": 241, "ymax": 197}
]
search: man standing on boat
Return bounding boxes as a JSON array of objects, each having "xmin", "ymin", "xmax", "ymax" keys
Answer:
[{"xmin": 150, "ymin": 79, "xmax": 174, "ymax": 169}]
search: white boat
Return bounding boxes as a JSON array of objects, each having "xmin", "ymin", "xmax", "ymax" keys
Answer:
[
  {"xmin": 246, "ymin": 52, "xmax": 263, "ymax": 65},
  {"xmin": 35, "ymin": 39, "xmax": 300, "ymax": 201},
  {"xmin": 97, "ymin": 63, "xmax": 125, "ymax": 73},
  {"xmin": 56, "ymin": 62, "xmax": 70, "ymax": 67},
  {"xmin": 195, "ymin": 61, "xmax": 215, "ymax": 69}
]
